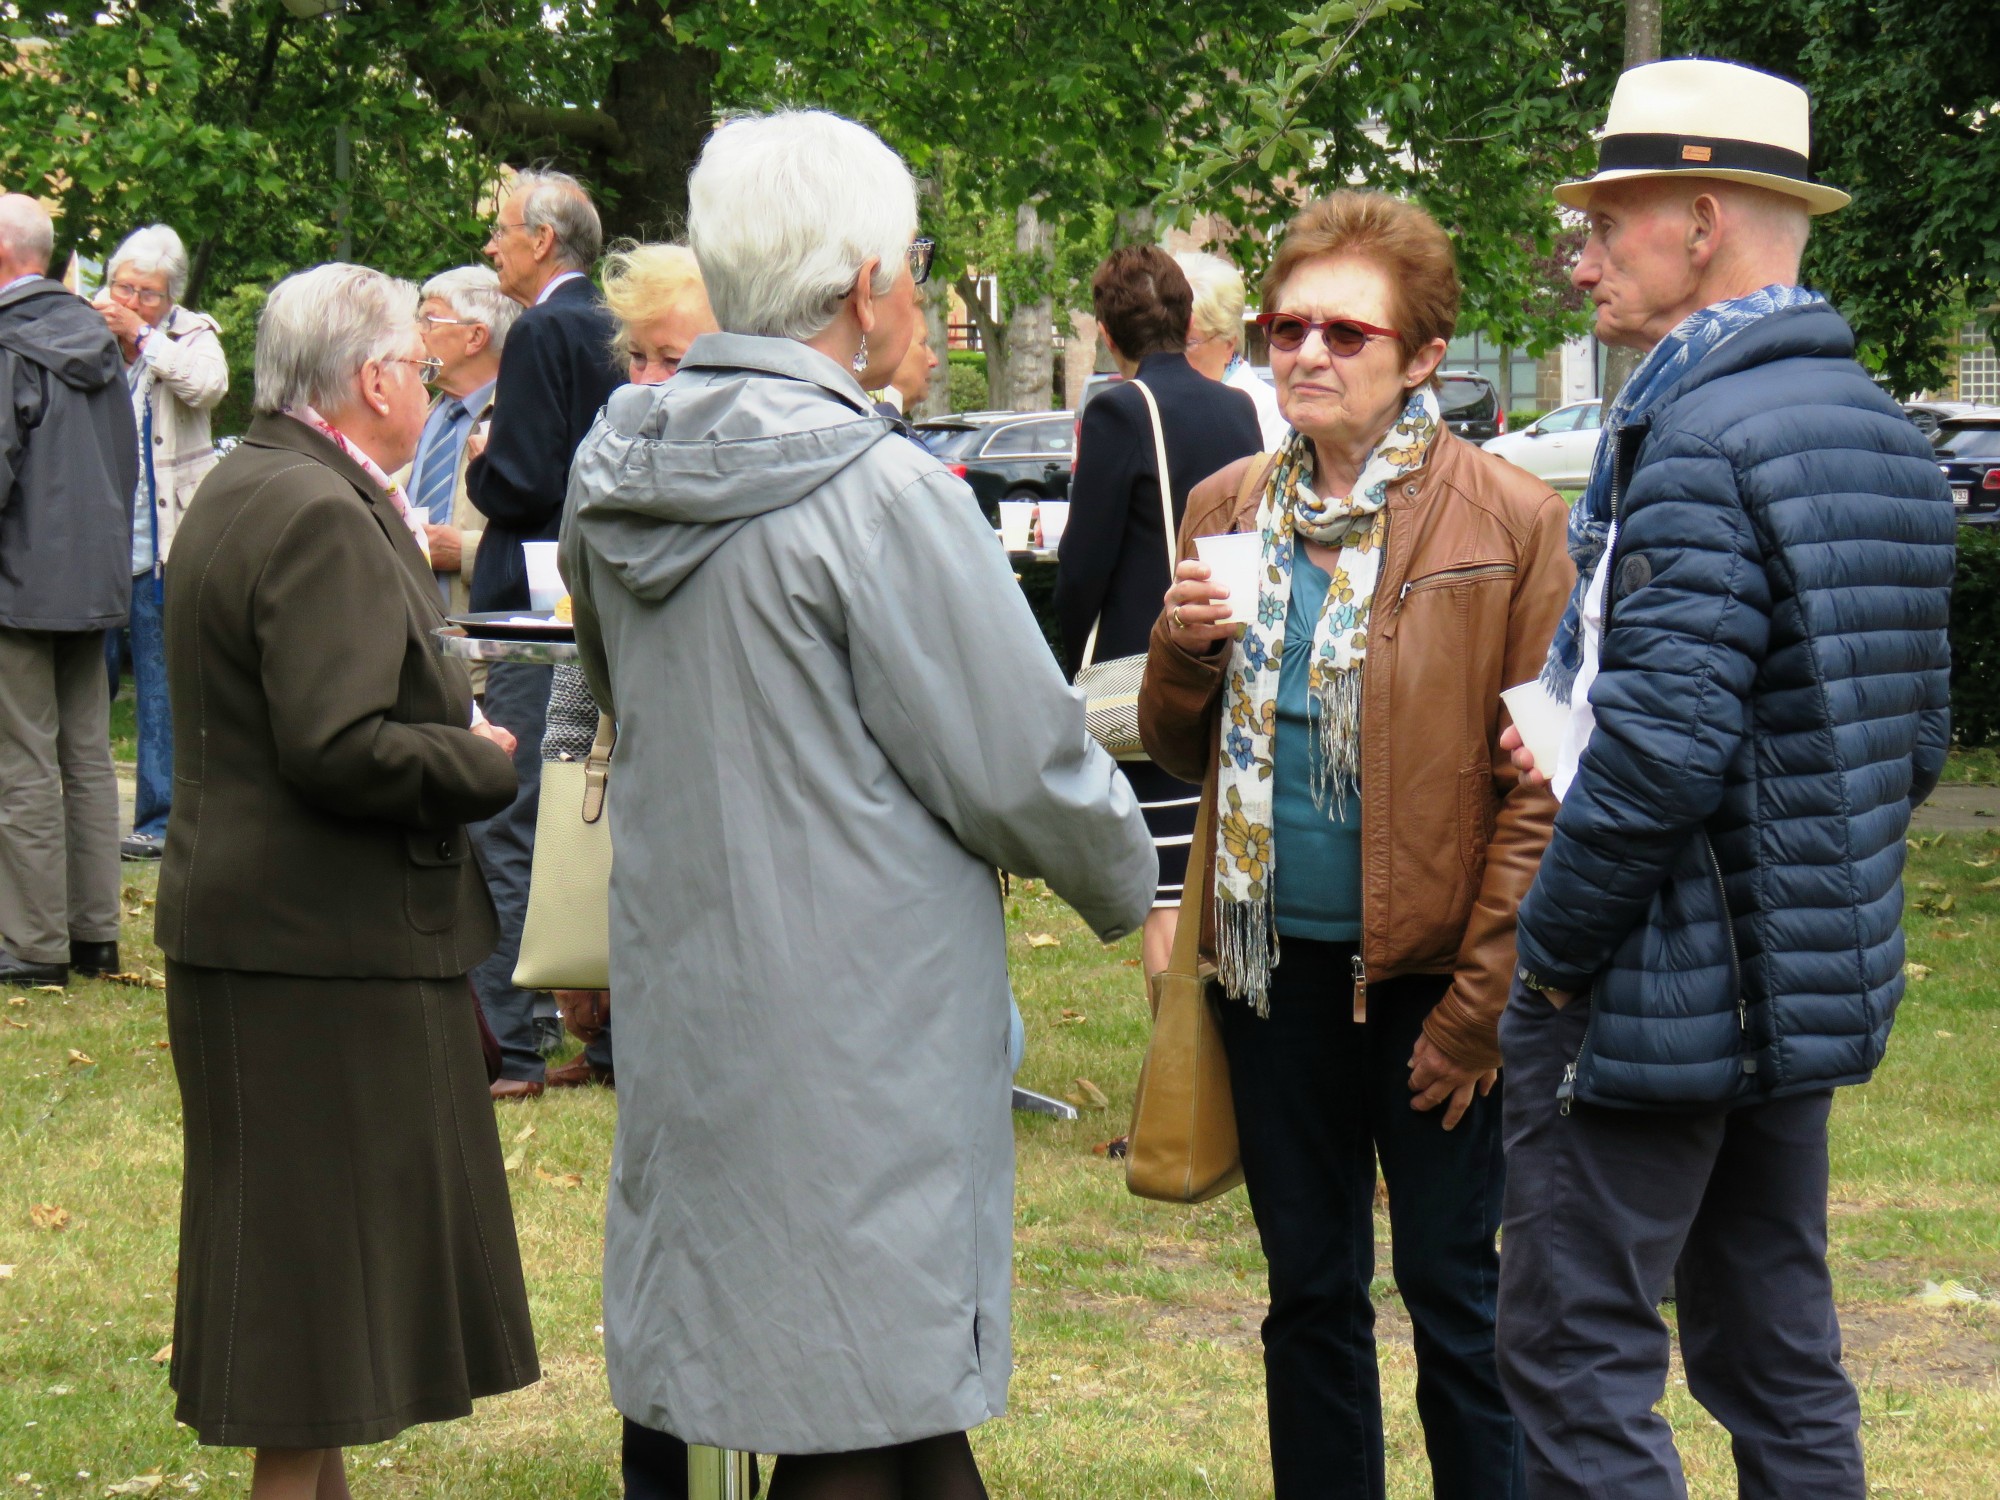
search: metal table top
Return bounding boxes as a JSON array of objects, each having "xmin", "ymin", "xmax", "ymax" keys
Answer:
[{"xmin": 435, "ymin": 628, "xmax": 580, "ymax": 665}]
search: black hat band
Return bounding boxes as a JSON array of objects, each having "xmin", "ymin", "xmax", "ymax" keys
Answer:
[{"xmin": 1595, "ymin": 132, "xmax": 1813, "ymax": 183}]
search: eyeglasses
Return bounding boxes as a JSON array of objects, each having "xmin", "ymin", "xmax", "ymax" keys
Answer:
[
  {"xmin": 1254, "ymin": 312, "xmax": 1401, "ymax": 357},
  {"xmin": 108, "ymin": 281, "xmax": 169, "ymax": 309},
  {"xmin": 388, "ymin": 354, "xmax": 444, "ymax": 385},
  {"xmin": 908, "ymin": 237, "xmax": 936, "ymax": 286},
  {"xmin": 487, "ymin": 219, "xmax": 528, "ymax": 241},
  {"xmin": 420, "ymin": 313, "xmax": 472, "ymax": 329}
]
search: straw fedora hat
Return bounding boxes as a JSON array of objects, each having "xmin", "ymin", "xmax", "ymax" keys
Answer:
[{"xmin": 1556, "ymin": 58, "xmax": 1850, "ymax": 216}]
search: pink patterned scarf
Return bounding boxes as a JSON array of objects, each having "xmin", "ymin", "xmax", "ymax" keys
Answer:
[{"xmin": 284, "ymin": 405, "xmax": 432, "ymax": 563}]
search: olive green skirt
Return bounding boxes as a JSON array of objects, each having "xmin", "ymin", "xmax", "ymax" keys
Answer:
[{"xmin": 166, "ymin": 963, "xmax": 540, "ymax": 1448}]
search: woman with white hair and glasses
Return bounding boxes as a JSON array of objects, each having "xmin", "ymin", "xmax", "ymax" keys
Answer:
[
  {"xmin": 92, "ymin": 223, "xmax": 227, "ymax": 861},
  {"xmin": 564, "ymin": 111, "xmax": 1153, "ymax": 1499},
  {"xmin": 157, "ymin": 263, "xmax": 537, "ymax": 1499},
  {"xmin": 1176, "ymin": 248, "xmax": 1289, "ymax": 449}
]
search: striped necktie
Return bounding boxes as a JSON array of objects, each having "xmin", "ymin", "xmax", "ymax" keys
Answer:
[{"xmin": 412, "ymin": 397, "xmax": 466, "ymax": 525}]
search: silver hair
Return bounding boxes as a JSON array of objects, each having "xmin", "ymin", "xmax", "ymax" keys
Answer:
[
  {"xmin": 254, "ymin": 263, "xmax": 419, "ymax": 415},
  {"xmin": 420, "ymin": 264, "xmax": 520, "ymax": 353},
  {"xmin": 0, "ymin": 194, "xmax": 55, "ymax": 273},
  {"xmin": 1174, "ymin": 250, "xmax": 1247, "ymax": 344},
  {"xmin": 108, "ymin": 223, "xmax": 191, "ymax": 302},
  {"xmin": 512, "ymin": 170, "xmax": 602, "ymax": 273},
  {"xmin": 688, "ymin": 111, "xmax": 917, "ymax": 342}
]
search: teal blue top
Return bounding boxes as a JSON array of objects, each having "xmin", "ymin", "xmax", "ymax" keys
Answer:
[{"xmin": 1272, "ymin": 550, "xmax": 1363, "ymax": 942}]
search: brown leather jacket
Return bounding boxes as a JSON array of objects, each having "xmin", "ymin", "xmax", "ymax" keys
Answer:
[{"xmin": 1137, "ymin": 430, "xmax": 1573, "ymax": 1069}]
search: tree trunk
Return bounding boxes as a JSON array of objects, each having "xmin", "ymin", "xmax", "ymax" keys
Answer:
[
  {"xmin": 1004, "ymin": 200, "xmax": 1055, "ymax": 411},
  {"xmin": 915, "ymin": 293, "xmax": 952, "ymax": 420},
  {"xmin": 956, "ymin": 271, "xmax": 1009, "ymax": 410},
  {"xmin": 1600, "ymin": 0, "xmax": 1664, "ymax": 407},
  {"xmin": 1497, "ymin": 344, "xmax": 1514, "ymax": 414},
  {"xmin": 593, "ymin": 0, "xmax": 716, "ymax": 242}
]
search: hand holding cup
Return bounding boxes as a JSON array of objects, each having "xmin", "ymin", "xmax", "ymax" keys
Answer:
[{"xmin": 1164, "ymin": 558, "xmax": 1239, "ymax": 657}]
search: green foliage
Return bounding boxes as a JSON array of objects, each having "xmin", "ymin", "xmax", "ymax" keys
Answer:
[
  {"xmin": 204, "ymin": 282, "xmax": 270, "ymax": 439},
  {"xmin": 1670, "ymin": 0, "xmax": 2000, "ymax": 394},
  {"xmin": 946, "ymin": 350, "xmax": 990, "ymax": 413},
  {"xmin": 1949, "ymin": 528, "xmax": 2000, "ymax": 746}
]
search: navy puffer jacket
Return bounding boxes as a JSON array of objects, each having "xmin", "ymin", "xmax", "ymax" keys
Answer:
[{"xmin": 1513, "ymin": 302, "xmax": 1953, "ymax": 1111}]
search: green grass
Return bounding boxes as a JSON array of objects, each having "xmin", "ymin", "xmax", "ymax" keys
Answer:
[
  {"xmin": 3, "ymin": 854, "xmax": 1998, "ymax": 1496},
  {"xmin": 1941, "ymin": 746, "xmax": 2000, "ymax": 786}
]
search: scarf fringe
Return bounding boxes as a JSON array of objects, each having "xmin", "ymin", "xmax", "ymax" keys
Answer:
[
  {"xmin": 1309, "ymin": 667, "xmax": 1363, "ymax": 814},
  {"xmin": 1215, "ymin": 891, "xmax": 1280, "ymax": 1017}
]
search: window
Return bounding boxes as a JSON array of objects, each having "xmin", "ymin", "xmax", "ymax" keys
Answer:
[
  {"xmin": 917, "ymin": 425, "xmax": 979, "ymax": 458},
  {"xmin": 1537, "ymin": 405, "xmax": 1583, "ymax": 433},
  {"xmin": 1936, "ymin": 424, "xmax": 2000, "ymax": 459},
  {"xmin": 1578, "ymin": 402, "xmax": 1603, "ymax": 429},
  {"xmin": 983, "ymin": 420, "xmax": 1069, "ymax": 457}
]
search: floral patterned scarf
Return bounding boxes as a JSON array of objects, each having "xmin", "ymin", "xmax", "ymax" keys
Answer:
[
  {"xmin": 1214, "ymin": 386, "xmax": 1439, "ymax": 1012},
  {"xmin": 284, "ymin": 404, "xmax": 432, "ymax": 564}
]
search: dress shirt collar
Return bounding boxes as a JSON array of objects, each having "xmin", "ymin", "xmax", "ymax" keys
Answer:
[{"xmin": 536, "ymin": 270, "xmax": 586, "ymax": 306}]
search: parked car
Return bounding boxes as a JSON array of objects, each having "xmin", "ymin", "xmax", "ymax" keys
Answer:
[
  {"xmin": 1438, "ymin": 370, "xmax": 1504, "ymax": 443},
  {"xmin": 1935, "ymin": 414, "xmax": 2000, "ymax": 524},
  {"xmin": 1905, "ymin": 399, "xmax": 1999, "ymax": 438},
  {"xmin": 916, "ymin": 410, "xmax": 1075, "ymax": 522},
  {"xmin": 1481, "ymin": 399, "xmax": 1603, "ymax": 488}
]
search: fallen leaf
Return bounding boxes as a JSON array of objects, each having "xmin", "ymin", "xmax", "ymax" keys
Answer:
[
  {"xmin": 67, "ymin": 1049, "xmax": 95, "ymax": 1067},
  {"xmin": 1121, "ymin": 958, "xmax": 1142, "ymax": 968},
  {"xmin": 1053, "ymin": 1009, "xmax": 1087, "ymax": 1026},
  {"xmin": 1963, "ymin": 857, "xmax": 1996, "ymax": 869},
  {"xmin": 1936, "ymin": 1030, "xmax": 1955, "ymax": 1039},
  {"xmin": 6, "ymin": 994, "xmax": 24, "ymax": 1005},
  {"xmin": 1914, "ymin": 1279, "xmax": 1987, "ymax": 1307},
  {"xmin": 104, "ymin": 972, "xmax": 165, "ymax": 990},
  {"xmin": 1025, "ymin": 933, "xmax": 1060, "ymax": 949},
  {"xmin": 1072, "ymin": 1077, "xmax": 1110, "ymax": 1110},
  {"xmin": 5, "ymin": 1018, "xmax": 26, "ymax": 1030},
  {"xmin": 150, "ymin": 1343, "xmax": 172, "ymax": 1365},
  {"xmin": 1918, "ymin": 879, "xmax": 1947, "ymax": 892},
  {"xmin": 103, "ymin": 1475, "xmax": 163, "ymax": 1496},
  {"xmin": 512, "ymin": 1123, "xmax": 536, "ymax": 1143},
  {"xmin": 534, "ymin": 1165, "xmax": 582, "ymax": 1190},
  {"xmin": 1904, "ymin": 962, "xmax": 1933, "ymax": 982},
  {"xmin": 153, "ymin": 1040, "xmax": 170, "ymax": 1050},
  {"xmin": 28, "ymin": 1204, "xmax": 68, "ymax": 1231},
  {"xmin": 31, "ymin": 983, "xmax": 63, "ymax": 994},
  {"xmin": 0, "ymin": 1264, "xmax": 14, "ymax": 1278},
  {"xmin": 501, "ymin": 1149, "xmax": 524, "ymax": 1172}
]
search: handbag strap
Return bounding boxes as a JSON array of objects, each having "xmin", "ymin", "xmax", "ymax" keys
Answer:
[
  {"xmin": 1079, "ymin": 378, "xmax": 1179, "ymax": 674},
  {"xmin": 581, "ymin": 711, "xmax": 615, "ymax": 825}
]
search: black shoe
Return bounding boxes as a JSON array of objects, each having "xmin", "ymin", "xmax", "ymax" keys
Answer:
[
  {"xmin": 0, "ymin": 949, "xmax": 67, "ymax": 986},
  {"xmin": 69, "ymin": 940, "xmax": 119, "ymax": 977},
  {"xmin": 121, "ymin": 832, "xmax": 165, "ymax": 861}
]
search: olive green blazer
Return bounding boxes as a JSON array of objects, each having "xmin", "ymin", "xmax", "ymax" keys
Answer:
[{"xmin": 156, "ymin": 413, "xmax": 517, "ymax": 979}]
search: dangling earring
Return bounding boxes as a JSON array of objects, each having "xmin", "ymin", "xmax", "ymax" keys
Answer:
[{"xmin": 852, "ymin": 334, "xmax": 868, "ymax": 373}]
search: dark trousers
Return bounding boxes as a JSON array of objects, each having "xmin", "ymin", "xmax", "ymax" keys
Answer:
[
  {"xmin": 1217, "ymin": 938, "xmax": 1523, "ymax": 1500},
  {"xmin": 1494, "ymin": 982, "xmax": 1863, "ymax": 1499},
  {"xmin": 622, "ymin": 1419, "xmax": 760, "ymax": 1499},
  {"xmin": 105, "ymin": 575, "xmax": 173, "ymax": 837},
  {"xmin": 470, "ymin": 663, "xmax": 551, "ymax": 1082}
]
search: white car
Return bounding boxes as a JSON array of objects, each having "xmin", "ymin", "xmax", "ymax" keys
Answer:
[{"xmin": 1482, "ymin": 399, "xmax": 1603, "ymax": 489}]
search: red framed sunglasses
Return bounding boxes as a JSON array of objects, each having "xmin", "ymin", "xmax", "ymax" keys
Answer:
[{"xmin": 1254, "ymin": 312, "xmax": 1401, "ymax": 356}]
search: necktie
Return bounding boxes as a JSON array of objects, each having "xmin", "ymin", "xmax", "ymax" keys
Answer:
[{"xmin": 412, "ymin": 398, "xmax": 466, "ymax": 526}]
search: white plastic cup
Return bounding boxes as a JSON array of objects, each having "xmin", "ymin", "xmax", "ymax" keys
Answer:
[
  {"xmin": 523, "ymin": 540, "xmax": 565, "ymax": 613},
  {"xmin": 1037, "ymin": 500, "xmax": 1071, "ymax": 549},
  {"xmin": 1193, "ymin": 532, "xmax": 1266, "ymax": 627},
  {"xmin": 1499, "ymin": 679, "xmax": 1568, "ymax": 786},
  {"xmin": 997, "ymin": 500, "xmax": 1035, "ymax": 552}
]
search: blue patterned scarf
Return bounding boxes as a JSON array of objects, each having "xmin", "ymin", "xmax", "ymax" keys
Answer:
[{"xmin": 1540, "ymin": 284, "xmax": 1824, "ymax": 702}]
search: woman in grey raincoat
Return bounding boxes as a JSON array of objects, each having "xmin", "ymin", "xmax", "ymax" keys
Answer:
[{"xmin": 561, "ymin": 111, "xmax": 1156, "ymax": 1498}]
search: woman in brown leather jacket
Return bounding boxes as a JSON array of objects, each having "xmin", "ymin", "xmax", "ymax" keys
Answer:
[{"xmin": 1137, "ymin": 193, "xmax": 1572, "ymax": 1500}]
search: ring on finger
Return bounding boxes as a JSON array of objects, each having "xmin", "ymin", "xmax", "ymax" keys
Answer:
[{"xmin": 1171, "ymin": 607, "xmax": 1187, "ymax": 631}]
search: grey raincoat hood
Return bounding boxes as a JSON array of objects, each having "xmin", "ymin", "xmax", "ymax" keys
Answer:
[
  {"xmin": 0, "ymin": 277, "xmax": 137, "ymax": 630},
  {"xmin": 562, "ymin": 332, "xmax": 1154, "ymax": 1452}
]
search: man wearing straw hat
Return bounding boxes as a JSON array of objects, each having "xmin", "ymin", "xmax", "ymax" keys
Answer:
[{"xmin": 1492, "ymin": 59, "xmax": 1953, "ymax": 1497}]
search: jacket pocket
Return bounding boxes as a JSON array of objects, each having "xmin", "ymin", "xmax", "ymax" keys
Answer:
[{"xmin": 405, "ymin": 827, "xmax": 470, "ymax": 935}]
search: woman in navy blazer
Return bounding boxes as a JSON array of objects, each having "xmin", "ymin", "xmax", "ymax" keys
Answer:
[{"xmin": 1055, "ymin": 246, "xmax": 1261, "ymax": 976}]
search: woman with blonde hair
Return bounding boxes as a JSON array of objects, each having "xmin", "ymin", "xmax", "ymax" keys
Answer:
[
  {"xmin": 1175, "ymin": 248, "xmax": 1287, "ymax": 449},
  {"xmin": 600, "ymin": 240, "xmax": 718, "ymax": 384},
  {"xmin": 1141, "ymin": 193, "xmax": 1571, "ymax": 1498}
]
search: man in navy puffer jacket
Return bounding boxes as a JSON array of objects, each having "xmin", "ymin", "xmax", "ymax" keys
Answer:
[{"xmin": 1491, "ymin": 61, "xmax": 1953, "ymax": 1500}]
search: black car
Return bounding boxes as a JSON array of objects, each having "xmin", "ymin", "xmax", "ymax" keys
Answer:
[
  {"xmin": 1439, "ymin": 370, "xmax": 1503, "ymax": 442},
  {"xmin": 915, "ymin": 411, "xmax": 1075, "ymax": 522},
  {"xmin": 1936, "ymin": 415, "xmax": 2000, "ymax": 524}
]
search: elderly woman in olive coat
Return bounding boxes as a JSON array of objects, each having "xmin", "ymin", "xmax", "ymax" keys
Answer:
[{"xmin": 563, "ymin": 112, "xmax": 1155, "ymax": 1497}]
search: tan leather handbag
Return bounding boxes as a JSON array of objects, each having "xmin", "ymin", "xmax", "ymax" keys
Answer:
[
  {"xmin": 513, "ymin": 711, "xmax": 613, "ymax": 991},
  {"xmin": 1125, "ymin": 773, "xmax": 1244, "ymax": 1203}
]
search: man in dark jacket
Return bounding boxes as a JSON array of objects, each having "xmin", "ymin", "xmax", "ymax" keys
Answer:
[
  {"xmin": 465, "ymin": 169, "xmax": 625, "ymax": 1096},
  {"xmin": 1491, "ymin": 62, "xmax": 1953, "ymax": 1500},
  {"xmin": 0, "ymin": 194, "xmax": 139, "ymax": 985}
]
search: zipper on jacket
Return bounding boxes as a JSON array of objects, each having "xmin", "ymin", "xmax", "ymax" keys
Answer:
[
  {"xmin": 1387, "ymin": 563, "xmax": 1518, "ymax": 632},
  {"xmin": 1702, "ymin": 828, "xmax": 1748, "ymax": 1043},
  {"xmin": 1351, "ymin": 953, "xmax": 1367, "ymax": 1024},
  {"xmin": 1558, "ymin": 1004, "xmax": 1593, "ymax": 1116},
  {"xmin": 1597, "ymin": 425, "xmax": 1645, "ymax": 635}
]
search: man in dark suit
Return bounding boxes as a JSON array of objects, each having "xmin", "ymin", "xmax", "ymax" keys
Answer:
[{"xmin": 466, "ymin": 169, "xmax": 624, "ymax": 1097}]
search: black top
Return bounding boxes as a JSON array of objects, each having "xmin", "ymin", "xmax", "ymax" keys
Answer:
[
  {"xmin": 1053, "ymin": 352, "xmax": 1261, "ymax": 678},
  {"xmin": 465, "ymin": 276, "xmax": 624, "ymax": 611}
]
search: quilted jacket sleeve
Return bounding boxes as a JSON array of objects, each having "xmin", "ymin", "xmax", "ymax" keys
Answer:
[{"xmin": 1514, "ymin": 429, "xmax": 1773, "ymax": 991}]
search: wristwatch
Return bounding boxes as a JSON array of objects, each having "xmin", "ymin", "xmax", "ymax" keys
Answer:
[{"xmin": 1516, "ymin": 965, "xmax": 1560, "ymax": 995}]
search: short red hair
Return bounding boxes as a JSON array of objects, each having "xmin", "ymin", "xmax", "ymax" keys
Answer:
[{"xmin": 1261, "ymin": 192, "xmax": 1459, "ymax": 361}]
